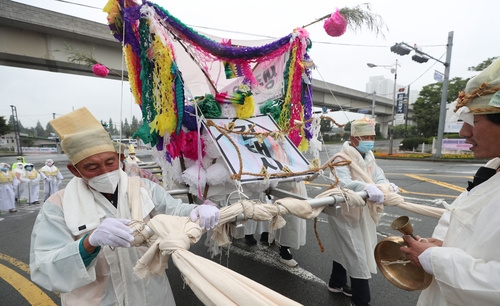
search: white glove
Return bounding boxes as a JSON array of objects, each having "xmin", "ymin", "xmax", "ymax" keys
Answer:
[
  {"xmin": 189, "ymin": 200, "xmax": 220, "ymax": 230},
  {"xmin": 88, "ymin": 218, "xmax": 134, "ymax": 248},
  {"xmin": 389, "ymin": 183, "xmax": 399, "ymax": 193},
  {"xmin": 364, "ymin": 184, "xmax": 385, "ymax": 204}
]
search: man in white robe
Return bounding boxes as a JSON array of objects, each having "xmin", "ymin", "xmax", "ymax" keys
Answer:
[
  {"xmin": 39, "ymin": 159, "xmax": 64, "ymax": 201},
  {"xmin": 30, "ymin": 107, "xmax": 220, "ymax": 306},
  {"xmin": 0, "ymin": 163, "xmax": 19, "ymax": 213},
  {"xmin": 401, "ymin": 57, "xmax": 500, "ymax": 306},
  {"xmin": 19, "ymin": 163, "xmax": 41, "ymax": 204},
  {"xmin": 326, "ymin": 118, "xmax": 398, "ymax": 306}
]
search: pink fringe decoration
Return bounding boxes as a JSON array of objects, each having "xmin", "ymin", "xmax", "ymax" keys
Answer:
[
  {"xmin": 323, "ymin": 9, "xmax": 347, "ymax": 37},
  {"xmin": 166, "ymin": 130, "xmax": 185, "ymax": 160},
  {"xmin": 183, "ymin": 130, "xmax": 204, "ymax": 160},
  {"xmin": 92, "ymin": 63, "xmax": 109, "ymax": 77}
]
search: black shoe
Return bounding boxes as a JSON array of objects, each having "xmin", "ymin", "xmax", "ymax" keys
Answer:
[
  {"xmin": 245, "ymin": 234, "xmax": 257, "ymax": 245},
  {"xmin": 350, "ymin": 302, "xmax": 370, "ymax": 306},
  {"xmin": 328, "ymin": 285, "xmax": 353, "ymax": 297},
  {"xmin": 260, "ymin": 232, "xmax": 269, "ymax": 242},
  {"xmin": 279, "ymin": 246, "xmax": 293, "ymax": 260}
]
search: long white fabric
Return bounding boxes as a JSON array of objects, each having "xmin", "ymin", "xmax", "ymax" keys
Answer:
[
  {"xmin": 30, "ymin": 170, "xmax": 196, "ymax": 306},
  {"xmin": 417, "ymin": 158, "xmax": 500, "ymax": 306}
]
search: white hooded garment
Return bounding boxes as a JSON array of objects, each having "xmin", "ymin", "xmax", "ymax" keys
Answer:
[
  {"xmin": 30, "ymin": 170, "xmax": 196, "ymax": 306},
  {"xmin": 417, "ymin": 158, "xmax": 500, "ymax": 306}
]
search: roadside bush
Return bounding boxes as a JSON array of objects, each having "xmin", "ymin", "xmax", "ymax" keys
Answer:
[{"xmin": 400, "ymin": 137, "xmax": 431, "ymax": 151}]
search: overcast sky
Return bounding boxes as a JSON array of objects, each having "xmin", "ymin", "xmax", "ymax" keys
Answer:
[{"xmin": 1, "ymin": 0, "xmax": 495, "ymax": 129}]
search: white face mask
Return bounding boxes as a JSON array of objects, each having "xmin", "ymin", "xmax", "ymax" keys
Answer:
[{"xmin": 87, "ymin": 169, "xmax": 121, "ymax": 194}]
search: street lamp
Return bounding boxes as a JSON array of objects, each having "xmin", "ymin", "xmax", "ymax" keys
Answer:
[
  {"xmin": 390, "ymin": 31, "xmax": 454, "ymax": 158},
  {"xmin": 367, "ymin": 59, "xmax": 399, "ymax": 155}
]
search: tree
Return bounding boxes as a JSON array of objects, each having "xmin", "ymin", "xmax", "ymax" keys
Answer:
[
  {"xmin": 468, "ymin": 57, "xmax": 498, "ymax": 71},
  {"xmin": 121, "ymin": 118, "xmax": 131, "ymax": 138},
  {"xmin": 45, "ymin": 121, "xmax": 55, "ymax": 135},
  {"xmin": 130, "ymin": 115, "xmax": 140, "ymax": 134},
  {"xmin": 0, "ymin": 116, "xmax": 11, "ymax": 136},
  {"xmin": 8, "ymin": 115, "xmax": 26, "ymax": 132},
  {"xmin": 412, "ymin": 77, "xmax": 469, "ymax": 137},
  {"xmin": 394, "ymin": 124, "xmax": 418, "ymax": 138},
  {"xmin": 35, "ymin": 120, "xmax": 47, "ymax": 137}
]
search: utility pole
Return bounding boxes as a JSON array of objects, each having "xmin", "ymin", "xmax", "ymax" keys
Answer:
[
  {"xmin": 389, "ymin": 59, "xmax": 398, "ymax": 155},
  {"xmin": 435, "ymin": 32, "xmax": 454, "ymax": 158},
  {"xmin": 10, "ymin": 105, "xmax": 23, "ymax": 156},
  {"xmin": 390, "ymin": 31, "xmax": 454, "ymax": 157},
  {"xmin": 52, "ymin": 113, "xmax": 61, "ymax": 154}
]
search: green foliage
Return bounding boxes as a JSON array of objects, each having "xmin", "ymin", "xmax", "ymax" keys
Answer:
[
  {"xmin": 393, "ymin": 124, "xmax": 418, "ymax": 138},
  {"xmin": 468, "ymin": 57, "xmax": 498, "ymax": 71},
  {"xmin": 20, "ymin": 136, "xmax": 34, "ymax": 147},
  {"xmin": 413, "ymin": 77, "xmax": 469, "ymax": 137},
  {"xmin": 400, "ymin": 137, "xmax": 431, "ymax": 151},
  {"xmin": 0, "ymin": 116, "xmax": 11, "ymax": 136},
  {"xmin": 130, "ymin": 116, "xmax": 140, "ymax": 132},
  {"xmin": 45, "ymin": 121, "xmax": 55, "ymax": 135},
  {"xmin": 35, "ymin": 121, "xmax": 49, "ymax": 137}
]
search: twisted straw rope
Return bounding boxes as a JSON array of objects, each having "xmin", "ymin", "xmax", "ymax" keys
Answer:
[{"xmin": 455, "ymin": 82, "xmax": 500, "ymax": 113}]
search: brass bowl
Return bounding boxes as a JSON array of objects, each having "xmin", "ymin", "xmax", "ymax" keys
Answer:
[{"xmin": 374, "ymin": 236, "xmax": 433, "ymax": 291}]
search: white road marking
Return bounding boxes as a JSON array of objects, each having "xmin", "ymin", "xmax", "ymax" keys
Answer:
[{"xmin": 228, "ymin": 239, "xmax": 327, "ymax": 286}]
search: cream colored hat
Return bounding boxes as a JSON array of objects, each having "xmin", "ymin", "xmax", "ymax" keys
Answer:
[
  {"xmin": 113, "ymin": 142, "xmax": 127, "ymax": 154},
  {"xmin": 50, "ymin": 107, "xmax": 115, "ymax": 165},
  {"xmin": 351, "ymin": 118, "xmax": 376, "ymax": 137},
  {"xmin": 128, "ymin": 144, "xmax": 136, "ymax": 154},
  {"xmin": 452, "ymin": 57, "xmax": 500, "ymax": 123}
]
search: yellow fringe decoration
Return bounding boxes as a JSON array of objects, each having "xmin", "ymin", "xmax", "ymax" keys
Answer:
[
  {"xmin": 235, "ymin": 95, "xmax": 255, "ymax": 119},
  {"xmin": 298, "ymin": 137, "xmax": 309, "ymax": 152},
  {"xmin": 123, "ymin": 45, "xmax": 141, "ymax": 105},
  {"xmin": 149, "ymin": 36, "xmax": 177, "ymax": 135}
]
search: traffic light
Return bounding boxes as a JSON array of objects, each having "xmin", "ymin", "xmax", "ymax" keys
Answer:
[
  {"xmin": 390, "ymin": 43, "xmax": 411, "ymax": 56},
  {"xmin": 412, "ymin": 53, "xmax": 429, "ymax": 63}
]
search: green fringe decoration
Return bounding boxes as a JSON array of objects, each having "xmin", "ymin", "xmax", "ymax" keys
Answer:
[
  {"xmin": 133, "ymin": 121, "xmax": 158, "ymax": 147},
  {"xmin": 259, "ymin": 100, "xmax": 281, "ymax": 123},
  {"xmin": 172, "ymin": 63, "xmax": 184, "ymax": 135},
  {"xmin": 138, "ymin": 18, "xmax": 157, "ymax": 146},
  {"xmin": 197, "ymin": 94, "xmax": 222, "ymax": 118}
]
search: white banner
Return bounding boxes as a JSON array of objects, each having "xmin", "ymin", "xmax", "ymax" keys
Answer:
[
  {"xmin": 203, "ymin": 115, "xmax": 312, "ymax": 183},
  {"xmin": 219, "ymin": 54, "xmax": 286, "ymax": 115},
  {"xmin": 442, "ymin": 139, "xmax": 471, "ymax": 151}
]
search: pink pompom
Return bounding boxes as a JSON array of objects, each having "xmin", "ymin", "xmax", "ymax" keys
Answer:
[
  {"xmin": 183, "ymin": 131, "xmax": 205, "ymax": 160},
  {"xmin": 323, "ymin": 9, "xmax": 347, "ymax": 37},
  {"xmin": 92, "ymin": 63, "xmax": 109, "ymax": 77},
  {"xmin": 166, "ymin": 130, "xmax": 186, "ymax": 160}
]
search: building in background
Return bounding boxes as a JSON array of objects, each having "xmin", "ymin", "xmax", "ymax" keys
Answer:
[{"xmin": 365, "ymin": 75, "xmax": 419, "ymax": 105}]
